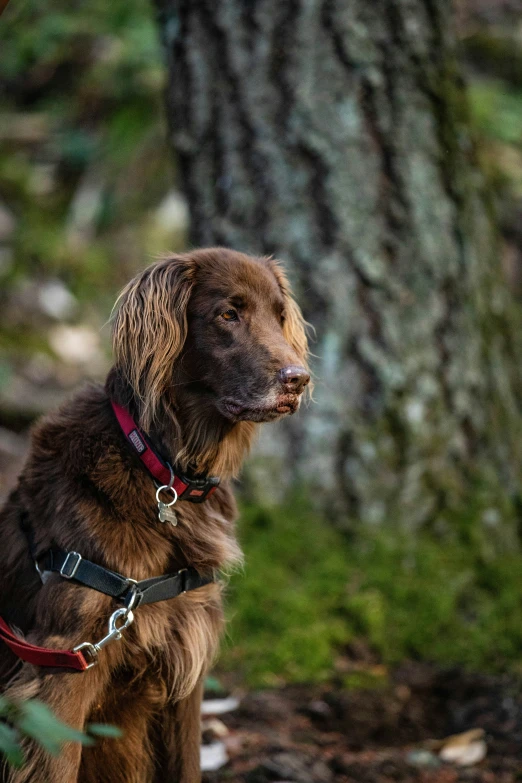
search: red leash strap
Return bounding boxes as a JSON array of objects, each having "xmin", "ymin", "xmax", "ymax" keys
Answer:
[{"xmin": 0, "ymin": 617, "xmax": 90, "ymax": 672}]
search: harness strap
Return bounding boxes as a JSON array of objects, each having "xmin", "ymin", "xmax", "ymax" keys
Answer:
[
  {"xmin": 0, "ymin": 551, "xmax": 214, "ymax": 672},
  {"xmin": 39, "ymin": 549, "xmax": 213, "ymax": 606},
  {"xmin": 135, "ymin": 568, "xmax": 213, "ymax": 605},
  {"xmin": 0, "ymin": 618, "xmax": 90, "ymax": 671},
  {"xmin": 42, "ymin": 550, "xmax": 131, "ymax": 599}
]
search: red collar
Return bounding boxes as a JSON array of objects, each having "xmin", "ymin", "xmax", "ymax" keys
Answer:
[{"xmin": 110, "ymin": 400, "xmax": 219, "ymax": 503}]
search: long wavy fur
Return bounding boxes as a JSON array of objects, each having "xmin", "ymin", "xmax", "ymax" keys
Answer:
[{"xmin": 111, "ymin": 256, "xmax": 197, "ymax": 432}]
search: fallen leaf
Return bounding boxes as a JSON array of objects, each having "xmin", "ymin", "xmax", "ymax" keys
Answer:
[{"xmin": 429, "ymin": 728, "xmax": 487, "ymax": 767}]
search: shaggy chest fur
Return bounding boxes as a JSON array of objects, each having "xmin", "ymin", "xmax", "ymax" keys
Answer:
[{"xmin": 0, "ymin": 385, "xmax": 241, "ymax": 702}]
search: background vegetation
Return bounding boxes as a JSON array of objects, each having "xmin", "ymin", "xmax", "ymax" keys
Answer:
[{"xmin": 2, "ymin": 0, "xmax": 522, "ymax": 690}]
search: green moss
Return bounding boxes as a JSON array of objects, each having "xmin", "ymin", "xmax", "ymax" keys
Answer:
[
  {"xmin": 463, "ymin": 32, "xmax": 522, "ymax": 87},
  {"xmin": 468, "ymin": 80, "xmax": 522, "ymax": 146},
  {"xmin": 220, "ymin": 499, "xmax": 522, "ymax": 686},
  {"xmin": 221, "ymin": 502, "xmax": 354, "ymax": 686}
]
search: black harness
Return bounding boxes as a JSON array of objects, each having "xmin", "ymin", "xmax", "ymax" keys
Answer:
[{"xmin": 37, "ymin": 549, "xmax": 213, "ymax": 608}]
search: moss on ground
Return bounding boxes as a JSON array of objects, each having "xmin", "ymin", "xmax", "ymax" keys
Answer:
[{"xmin": 221, "ymin": 500, "xmax": 522, "ymax": 686}]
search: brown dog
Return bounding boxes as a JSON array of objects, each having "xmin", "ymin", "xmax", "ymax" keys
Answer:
[{"xmin": 0, "ymin": 248, "xmax": 309, "ymax": 783}]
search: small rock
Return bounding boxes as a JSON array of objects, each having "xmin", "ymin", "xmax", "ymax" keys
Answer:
[
  {"xmin": 48, "ymin": 325, "xmax": 100, "ymax": 364},
  {"xmin": 201, "ymin": 696, "xmax": 240, "ymax": 716},
  {"xmin": 306, "ymin": 700, "xmax": 331, "ymax": 718},
  {"xmin": 38, "ymin": 280, "xmax": 77, "ymax": 320},
  {"xmin": 407, "ymin": 749, "xmax": 440, "ymax": 768},
  {"xmin": 201, "ymin": 718, "xmax": 229, "ymax": 741},
  {"xmin": 200, "ymin": 741, "xmax": 228, "ymax": 772},
  {"xmin": 155, "ymin": 191, "xmax": 189, "ymax": 233}
]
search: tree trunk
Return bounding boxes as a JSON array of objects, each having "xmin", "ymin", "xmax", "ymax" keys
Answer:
[{"xmin": 154, "ymin": 0, "xmax": 522, "ymax": 535}]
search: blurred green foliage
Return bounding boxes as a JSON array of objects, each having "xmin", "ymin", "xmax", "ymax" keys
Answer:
[
  {"xmin": 224, "ymin": 500, "xmax": 522, "ymax": 686},
  {"xmin": 470, "ymin": 81, "xmax": 522, "ymax": 146},
  {"xmin": 464, "ymin": 31, "xmax": 522, "ymax": 217},
  {"xmin": 0, "ymin": 0, "xmax": 187, "ymax": 427},
  {"xmin": 0, "ymin": 697, "xmax": 122, "ymax": 768},
  {"xmin": 0, "ymin": 0, "xmax": 181, "ymax": 340}
]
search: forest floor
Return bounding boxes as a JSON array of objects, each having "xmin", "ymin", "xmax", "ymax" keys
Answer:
[{"xmin": 204, "ymin": 663, "xmax": 522, "ymax": 783}]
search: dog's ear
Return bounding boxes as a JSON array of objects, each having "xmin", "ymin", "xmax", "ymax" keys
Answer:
[
  {"xmin": 268, "ymin": 259, "xmax": 310, "ymax": 369},
  {"xmin": 112, "ymin": 255, "xmax": 197, "ymax": 429}
]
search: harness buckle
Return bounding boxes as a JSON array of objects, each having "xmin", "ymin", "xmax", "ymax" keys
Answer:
[{"xmin": 60, "ymin": 551, "xmax": 82, "ymax": 579}]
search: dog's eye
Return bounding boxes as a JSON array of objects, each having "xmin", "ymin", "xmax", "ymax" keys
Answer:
[
  {"xmin": 280, "ymin": 311, "xmax": 286, "ymax": 324},
  {"xmin": 221, "ymin": 309, "xmax": 239, "ymax": 322}
]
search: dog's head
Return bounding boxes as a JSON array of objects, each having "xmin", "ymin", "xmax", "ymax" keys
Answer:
[{"xmin": 112, "ymin": 248, "xmax": 310, "ymax": 431}]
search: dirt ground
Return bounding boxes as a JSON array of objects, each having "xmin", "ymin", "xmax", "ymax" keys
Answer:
[{"xmin": 204, "ymin": 664, "xmax": 522, "ymax": 782}]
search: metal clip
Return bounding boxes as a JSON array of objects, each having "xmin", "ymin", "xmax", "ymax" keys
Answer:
[
  {"xmin": 94, "ymin": 608, "xmax": 134, "ymax": 651},
  {"xmin": 73, "ymin": 607, "xmax": 134, "ymax": 668}
]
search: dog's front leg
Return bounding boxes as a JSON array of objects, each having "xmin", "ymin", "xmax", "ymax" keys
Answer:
[
  {"xmin": 3, "ymin": 651, "xmax": 112, "ymax": 783},
  {"xmin": 153, "ymin": 678, "xmax": 204, "ymax": 783}
]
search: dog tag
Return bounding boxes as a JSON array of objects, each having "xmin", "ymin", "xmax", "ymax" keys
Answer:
[{"xmin": 158, "ymin": 502, "xmax": 178, "ymax": 526}]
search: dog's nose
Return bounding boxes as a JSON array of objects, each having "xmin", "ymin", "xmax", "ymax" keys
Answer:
[{"xmin": 278, "ymin": 365, "xmax": 310, "ymax": 394}]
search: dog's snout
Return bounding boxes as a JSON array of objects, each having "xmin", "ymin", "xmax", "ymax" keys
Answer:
[{"xmin": 278, "ymin": 365, "xmax": 310, "ymax": 394}]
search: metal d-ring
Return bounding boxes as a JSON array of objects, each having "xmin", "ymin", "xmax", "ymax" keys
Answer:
[
  {"xmin": 155, "ymin": 484, "xmax": 178, "ymax": 508},
  {"xmin": 154, "ymin": 463, "xmax": 178, "ymax": 506},
  {"xmin": 123, "ymin": 579, "xmax": 141, "ymax": 613}
]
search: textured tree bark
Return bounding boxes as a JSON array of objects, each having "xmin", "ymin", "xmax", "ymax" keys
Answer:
[{"xmin": 154, "ymin": 0, "xmax": 522, "ymax": 535}]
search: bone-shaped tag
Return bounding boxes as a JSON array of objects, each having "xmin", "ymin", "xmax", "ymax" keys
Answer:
[{"xmin": 158, "ymin": 502, "xmax": 178, "ymax": 526}]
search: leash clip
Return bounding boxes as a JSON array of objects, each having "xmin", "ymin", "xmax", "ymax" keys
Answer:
[
  {"xmin": 96, "ymin": 607, "xmax": 134, "ymax": 651},
  {"xmin": 73, "ymin": 607, "xmax": 134, "ymax": 669}
]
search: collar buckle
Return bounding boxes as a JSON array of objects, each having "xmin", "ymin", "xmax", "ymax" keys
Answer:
[{"xmin": 177, "ymin": 474, "xmax": 220, "ymax": 503}]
